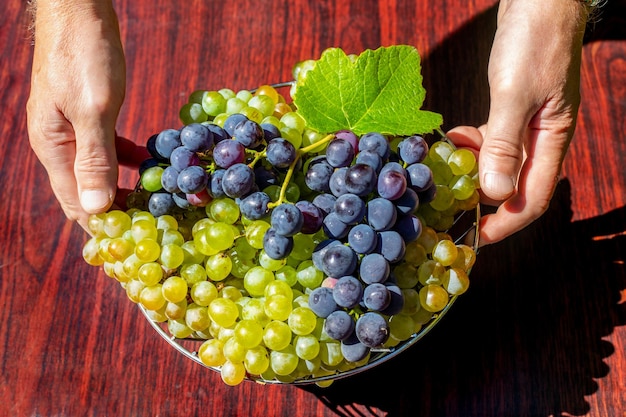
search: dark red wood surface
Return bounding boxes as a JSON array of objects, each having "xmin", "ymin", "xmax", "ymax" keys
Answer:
[{"xmin": 1, "ymin": 1, "xmax": 625, "ymax": 416}]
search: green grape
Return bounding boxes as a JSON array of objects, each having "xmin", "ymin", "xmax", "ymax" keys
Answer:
[
  {"xmin": 457, "ymin": 189, "xmax": 480, "ymax": 211},
  {"xmin": 125, "ymin": 279, "xmax": 145, "ymax": 303},
  {"xmin": 285, "ymin": 182, "xmax": 301, "ymax": 202},
  {"xmin": 180, "ymin": 102, "xmax": 208, "ymax": 124},
  {"xmin": 259, "ymin": 250, "xmax": 286, "ymax": 271},
  {"xmin": 417, "ymin": 259, "xmax": 445, "ymax": 286},
  {"xmin": 291, "ymin": 233, "xmax": 315, "ymax": 261},
  {"xmin": 411, "ymin": 306, "xmax": 434, "ymax": 325},
  {"xmin": 263, "ymin": 320, "xmax": 292, "ymax": 351},
  {"xmin": 280, "ymin": 111, "xmax": 306, "ymax": 134},
  {"xmin": 449, "ymin": 174, "xmax": 476, "ymax": 201},
  {"xmin": 212, "ymin": 113, "xmax": 229, "ymax": 127},
  {"xmin": 140, "ymin": 284, "xmax": 166, "ymax": 311},
  {"xmin": 451, "ymin": 244, "xmax": 477, "ymax": 272},
  {"xmin": 137, "ymin": 262, "xmax": 163, "ymax": 286},
  {"xmin": 218, "ymin": 88, "xmax": 236, "ymax": 100},
  {"xmin": 185, "ymin": 303, "xmax": 211, "ymax": 331},
  {"xmin": 164, "ymin": 299, "xmax": 187, "ymax": 320},
  {"xmin": 134, "ymin": 238, "xmax": 161, "ymax": 262},
  {"xmin": 87, "ymin": 213, "xmax": 106, "ymax": 238},
  {"xmin": 419, "ymin": 284, "xmax": 449, "ymax": 312},
  {"xmin": 441, "ymin": 267, "xmax": 470, "ymax": 295},
  {"xmin": 400, "ymin": 288, "xmax": 420, "ymax": 315},
  {"xmin": 301, "ymin": 128, "xmax": 328, "ymax": 153},
  {"xmin": 107, "ymin": 237, "xmax": 134, "ymax": 261},
  {"xmin": 429, "ymin": 185, "xmax": 455, "ymax": 212},
  {"xmin": 230, "ymin": 255, "xmax": 255, "ymax": 279},
  {"xmin": 263, "ymin": 185, "xmax": 281, "ymax": 202},
  {"xmin": 275, "ymin": 265, "xmax": 298, "ymax": 287},
  {"xmin": 318, "ymin": 340, "xmax": 343, "ymax": 367},
  {"xmin": 168, "ymin": 318, "xmax": 194, "ymax": 339},
  {"xmin": 270, "ymin": 344, "xmax": 299, "ymax": 376},
  {"xmin": 233, "ymin": 237, "xmax": 256, "ymax": 260},
  {"xmin": 432, "ymin": 239, "xmax": 459, "ymax": 267},
  {"xmin": 248, "ymin": 94, "xmax": 276, "ymax": 118},
  {"xmin": 209, "ymin": 198, "xmax": 240, "ymax": 225},
  {"xmin": 245, "ymin": 220, "xmax": 271, "ymax": 249},
  {"xmin": 190, "ymin": 280, "xmax": 218, "ymax": 306},
  {"xmin": 244, "ymin": 345, "xmax": 270, "ymax": 376},
  {"xmin": 264, "ymin": 279, "xmax": 294, "ymax": 299},
  {"xmin": 234, "ymin": 319, "xmax": 264, "ymax": 349},
  {"xmin": 296, "ymin": 260, "xmax": 323, "ymax": 289},
  {"xmin": 181, "ymin": 240, "xmax": 206, "ymax": 265},
  {"xmin": 288, "ymin": 307, "xmax": 317, "ymax": 335},
  {"xmin": 393, "ymin": 263, "xmax": 419, "ymax": 288},
  {"xmin": 226, "ymin": 97, "xmax": 247, "ymax": 114},
  {"xmin": 294, "ymin": 334, "xmax": 320, "ymax": 361},
  {"xmin": 404, "ymin": 241, "xmax": 427, "ymax": 266},
  {"xmin": 82, "ymin": 237, "xmax": 104, "ymax": 266},
  {"xmin": 156, "ymin": 214, "xmax": 178, "ymax": 230},
  {"xmin": 280, "ymin": 126, "xmax": 303, "ymax": 149},
  {"xmin": 235, "ymin": 89, "xmax": 253, "ymax": 102},
  {"xmin": 180, "ymin": 263, "xmax": 207, "ymax": 285},
  {"xmin": 264, "ymin": 294, "xmax": 292, "ymax": 321},
  {"xmin": 160, "ymin": 229, "xmax": 185, "ymax": 246},
  {"xmin": 208, "ymin": 297, "xmax": 239, "ymax": 328},
  {"xmin": 429, "ymin": 140, "xmax": 455, "ymax": 163},
  {"xmin": 122, "ymin": 253, "xmax": 143, "ymax": 279},
  {"xmin": 447, "ymin": 148, "xmax": 476, "ymax": 176},
  {"xmin": 430, "ymin": 159, "xmax": 454, "ymax": 185},
  {"xmin": 198, "ymin": 338, "xmax": 226, "ymax": 367},
  {"xmin": 201, "ymin": 91, "xmax": 227, "ymax": 117},
  {"xmin": 219, "ymin": 285, "xmax": 242, "ymax": 302},
  {"xmin": 206, "ymin": 223, "xmax": 235, "ymax": 252},
  {"xmin": 261, "ymin": 115, "xmax": 281, "ymax": 128},
  {"xmin": 131, "ymin": 210, "xmax": 155, "ymax": 224},
  {"xmin": 243, "ymin": 266, "xmax": 274, "ymax": 297},
  {"xmin": 159, "ymin": 243, "xmax": 185, "ymax": 269},
  {"xmin": 188, "ymin": 89, "xmax": 208, "ymax": 104},
  {"xmin": 220, "ymin": 360, "xmax": 246, "ymax": 386},
  {"xmin": 241, "ymin": 298, "xmax": 270, "ymax": 328},
  {"xmin": 205, "ymin": 252, "xmax": 232, "ymax": 281},
  {"xmin": 193, "ymin": 228, "xmax": 220, "ymax": 256},
  {"xmin": 103, "ymin": 210, "xmax": 132, "ymax": 238},
  {"xmin": 140, "ymin": 166, "xmax": 164, "ymax": 193},
  {"xmin": 97, "ymin": 238, "xmax": 116, "ymax": 264},
  {"xmin": 223, "ymin": 337, "xmax": 247, "ymax": 363},
  {"xmin": 240, "ymin": 106, "xmax": 263, "ymax": 123},
  {"xmin": 388, "ymin": 313, "xmax": 415, "ymax": 342}
]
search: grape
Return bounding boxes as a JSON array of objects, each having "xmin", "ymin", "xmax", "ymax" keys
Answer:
[
  {"xmin": 263, "ymin": 228, "xmax": 294, "ymax": 260},
  {"xmin": 161, "ymin": 166, "xmax": 180, "ymax": 193},
  {"xmin": 406, "ymin": 163, "xmax": 434, "ymax": 192},
  {"xmin": 222, "ymin": 163, "xmax": 255, "ymax": 198},
  {"xmin": 334, "ymin": 193, "xmax": 366, "ymax": 225},
  {"xmin": 304, "ymin": 157, "xmax": 334, "ymax": 192},
  {"xmin": 170, "ymin": 146, "xmax": 200, "ymax": 171},
  {"xmin": 381, "ymin": 283, "xmax": 405, "ymax": 316},
  {"xmin": 377, "ymin": 168, "xmax": 407, "ymax": 200},
  {"xmin": 295, "ymin": 200, "xmax": 323, "ymax": 234},
  {"xmin": 321, "ymin": 244, "xmax": 357, "ymax": 278},
  {"xmin": 347, "ymin": 223, "xmax": 377, "ymax": 254},
  {"xmin": 253, "ymin": 165, "xmax": 279, "ymax": 189},
  {"xmin": 328, "ymin": 167, "xmax": 348, "ymax": 197},
  {"xmin": 359, "ymin": 253, "xmax": 390, "ymax": 284},
  {"xmin": 208, "ymin": 169, "xmax": 226, "ymax": 198},
  {"xmin": 270, "ymin": 203, "xmax": 304, "ymax": 237},
  {"xmin": 213, "ymin": 139, "xmax": 246, "ymax": 168},
  {"xmin": 260, "ymin": 123, "xmax": 281, "ymax": 141},
  {"xmin": 311, "ymin": 193, "xmax": 336, "ymax": 215},
  {"xmin": 332, "ymin": 275, "xmax": 363, "ymax": 308},
  {"xmin": 358, "ymin": 132, "xmax": 390, "ymax": 160},
  {"xmin": 141, "ymin": 166, "xmax": 164, "ymax": 192},
  {"xmin": 394, "ymin": 215, "xmax": 422, "ymax": 243},
  {"xmin": 395, "ymin": 188, "xmax": 419, "ymax": 215},
  {"xmin": 325, "ymin": 138, "xmax": 355, "ymax": 168},
  {"xmin": 311, "ymin": 239, "xmax": 342, "ymax": 271},
  {"xmin": 341, "ymin": 332, "xmax": 369, "ymax": 363},
  {"xmin": 155, "ymin": 128, "xmax": 181, "ymax": 159},
  {"xmin": 308, "ymin": 287, "xmax": 338, "ymax": 318},
  {"xmin": 355, "ymin": 312, "xmax": 389, "ymax": 348},
  {"xmin": 344, "ymin": 164, "xmax": 376, "ymax": 197},
  {"xmin": 180, "ymin": 123, "xmax": 214, "ymax": 152},
  {"xmin": 366, "ymin": 197, "xmax": 397, "ymax": 231},
  {"xmin": 206, "ymin": 123, "xmax": 229, "ymax": 144},
  {"xmin": 362, "ymin": 283, "xmax": 391, "ymax": 311},
  {"xmin": 177, "ymin": 165, "xmax": 208, "ymax": 194},
  {"xmin": 324, "ymin": 310, "xmax": 355, "ymax": 340},
  {"xmin": 322, "ymin": 212, "xmax": 350, "ymax": 240},
  {"xmin": 239, "ymin": 191, "xmax": 271, "ymax": 220},
  {"xmin": 223, "ymin": 113, "xmax": 249, "ymax": 136},
  {"xmin": 266, "ymin": 138, "xmax": 296, "ymax": 169},
  {"xmin": 377, "ymin": 230, "xmax": 406, "ymax": 263},
  {"xmin": 355, "ymin": 150, "xmax": 383, "ymax": 173},
  {"xmin": 334, "ymin": 129, "xmax": 358, "ymax": 151},
  {"xmin": 148, "ymin": 192, "xmax": 176, "ymax": 217},
  {"xmin": 233, "ymin": 119, "xmax": 264, "ymax": 149},
  {"xmin": 397, "ymin": 135, "xmax": 428, "ymax": 164}
]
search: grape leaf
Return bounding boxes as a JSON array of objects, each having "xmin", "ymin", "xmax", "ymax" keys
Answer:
[{"xmin": 293, "ymin": 45, "xmax": 443, "ymax": 136}]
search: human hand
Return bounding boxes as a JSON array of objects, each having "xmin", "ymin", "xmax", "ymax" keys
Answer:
[
  {"xmin": 448, "ymin": 0, "xmax": 589, "ymax": 246},
  {"xmin": 27, "ymin": 0, "xmax": 127, "ymax": 232}
]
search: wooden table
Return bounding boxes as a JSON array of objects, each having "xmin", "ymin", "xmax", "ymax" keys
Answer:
[{"xmin": 2, "ymin": 1, "xmax": 625, "ymax": 416}]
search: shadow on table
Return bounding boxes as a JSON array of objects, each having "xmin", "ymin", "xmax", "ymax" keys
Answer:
[{"xmin": 301, "ymin": 3, "xmax": 626, "ymax": 416}]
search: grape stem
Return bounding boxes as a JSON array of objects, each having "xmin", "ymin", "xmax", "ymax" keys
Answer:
[{"xmin": 268, "ymin": 133, "xmax": 335, "ymax": 208}]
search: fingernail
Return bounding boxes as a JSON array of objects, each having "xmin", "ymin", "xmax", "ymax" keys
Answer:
[
  {"xmin": 80, "ymin": 190, "xmax": 112, "ymax": 212},
  {"xmin": 482, "ymin": 171, "xmax": 515, "ymax": 199}
]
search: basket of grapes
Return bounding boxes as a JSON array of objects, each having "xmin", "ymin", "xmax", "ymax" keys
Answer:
[{"xmin": 82, "ymin": 45, "xmax": 480, "ymax": 387}]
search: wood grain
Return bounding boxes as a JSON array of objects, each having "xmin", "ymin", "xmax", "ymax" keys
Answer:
[{"xmin": 1, "ymin": 0, "xmax": 624, "ymax": 416}]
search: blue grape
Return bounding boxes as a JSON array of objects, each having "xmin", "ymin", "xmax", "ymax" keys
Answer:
[
  {"xmin": 362, "ymin": 283, "xmax": 391, "ymax": 311},
  {"xmin": 308, "ymin": 287, "xmax": 338, "ymax": 318},
  {"xmin": 324, "ymin": 310, "xmax": 355, "ymax": 341},
  {"xmin": 180, "ymin": 123, "xmax": 213, "ymax": 152},
  {"xmin": 380, "ymin": 161, "xmax": 406, "ymax": 175},
  {"xmin": 398, "ymin": 135, "xmax": 428, "ymax": 164},
  {"xmin": 172, "ymin": 192, "xmax": 192, "ymax": 209},
  {"xmin": 177, "ymin": 165, "xmax": 208, "ymax": 194},
  {"xmin": 377, "ymin": 230, "xmax": 406, "ymax": 263},
  {"xmin": 406, "ymin": 163, "xmax": 434, "ymax": 192},
  {"xmin": 312, "ymin": 193, "xmax": 336, "ymax": 216},
  {"xmin": 239, "ymin": 191, "xmax": 270, "ymax": 220},
  {"xmin": 417, "ymin": 182, "xmax": 437, "ymax": 204},
  {"xmin": 377, "ymin": 168, "xmax": 407, "ymax": 200},
  {"xmin": 329, "ymin": 167, "xmax": 348, "ymax": 197},
  {"xmin": 208, "ymin": 169, "xmax": 226, "ymax": 198},
  {"xmin": 380, "ymin": 283, "xmax": 404, "ymax": 316},
  {"xmin": 366, "ymin": 197, "xmax": 397, "ymax": 231},
  {"xmin": 212, "ymin": 139, "xmax": 246, "ymax": 168},
  {"xmin": 312, "ymin": 239, "xmax": 342, "ymax": 271},
  {"xmin": 394, "ymin": 215, "xmax": 422, "ymax": 243},
  {"xmin": 321, "ymin": 244, "xmax": 357, "ymax": 278},
  {"xmin": 358, "ymin": 132, "xmax": 390, "ymax": 160},
  {"xmin": 355, "ymin": 150, "xmax": 383, "ymax": 173},
  {"xmin": 295, "ymin": 200, "xmax": 323, "ymax": 234},
  {"xmin": 304, "ymin": 157, "xmax": 334, "ymax": 192},
  {"xmin": 347, "ymin": 223, "xmax": 377, "ymax": 254},
  {"xmin": 222, "ymin": 163, "xmax": 255, "ymax": 198},
  {"xmin": 148, "ymin": 192, "xmax": 176, "ymax": 217},
  {"xmin": 332, "ymin": 275, "xmax": 363, "ymax": 308},
  {"xmin": 233, "ymin": 119, "xmax": 264, "ymax": 149},
  {"xmin": 139, "ymin": 158, "xmax": 159, "ymax": 175},
  {"xmin": 271, "ymin": 203, "xmax": 304, "ymax": 237},
  {"xmin": 359, "ymin": 253, "xmax": 390, "ymax": 284},
  {"xmin": 341, "ymin": 332, "xmax": 369, "ymax": 363},
  {"xmin": 325, "ymin": 138, "xmax": 355, "ymax": 168},
  {"xmin": 344, "ymin": 164, "xmax": 377, "ymax": 197},
  {"xmin": 146, "ymin": 134, "xmax": 167, "ymax": 162},
  {"xmin": 334, "ymin": 129, "xmax": 358, "ymax": 152},
  {"xmin": 334, "ymin": 193, "xmax": 365, "ymax": 225},
  {"xmin": 170, "ymin": 146, "xmax": 199, "ymax": 171},
  {"xmin": 206, "ymin": 123, "xmax": 229, "ymax": 144},
  {"xmin": 260, "ymin": 122, "xmax": 281, "ymax": 141},
  {"xmin": 253, "ymin": 165, "xmax": 279, "ymax": 189},
  {"xmin": 266, "ymin": 138, "xmax": 297, "ymax": 169},
  {"xmin": 395, "ymin": 188, "xmax": 419, "ymax": 215},
  {"xmin": 155, "ymin": 128, "xmax": 181, "ymax": 159},
  {"xmin": 322, "ymin": 212, "xmax": 350, "ymax": 240},
  {"xmin": 161, "ymin": 166, "xmax": 180, "ymax": 193},
  {"xmin": 263, "ymin": 228, "xmax": 294, "ymax": 260},
  {"xmin": 355, "ymin": 312, "xmax": 389, "ymax": 348},
  {"xmin": 223, "ymin": 113, "xmax": 248, "ymax": 136}
]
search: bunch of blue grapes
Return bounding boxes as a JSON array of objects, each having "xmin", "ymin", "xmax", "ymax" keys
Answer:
[{"xmin": 302, "ymin": 131, "xmax": 437, "ymax": 361}]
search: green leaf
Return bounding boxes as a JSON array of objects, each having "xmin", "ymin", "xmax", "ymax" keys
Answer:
[{"xmin": 293, "ymin": 45, "xmax": 443, "ymax": 136}]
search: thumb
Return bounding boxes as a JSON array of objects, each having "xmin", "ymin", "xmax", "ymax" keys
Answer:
[
  {"xmin": 74, "ymin": 122, "xmax": 119, "ymax": 214},
  {"xmin": 480, "ymin": 100, "xmax": 529, "ymax": 202}
]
